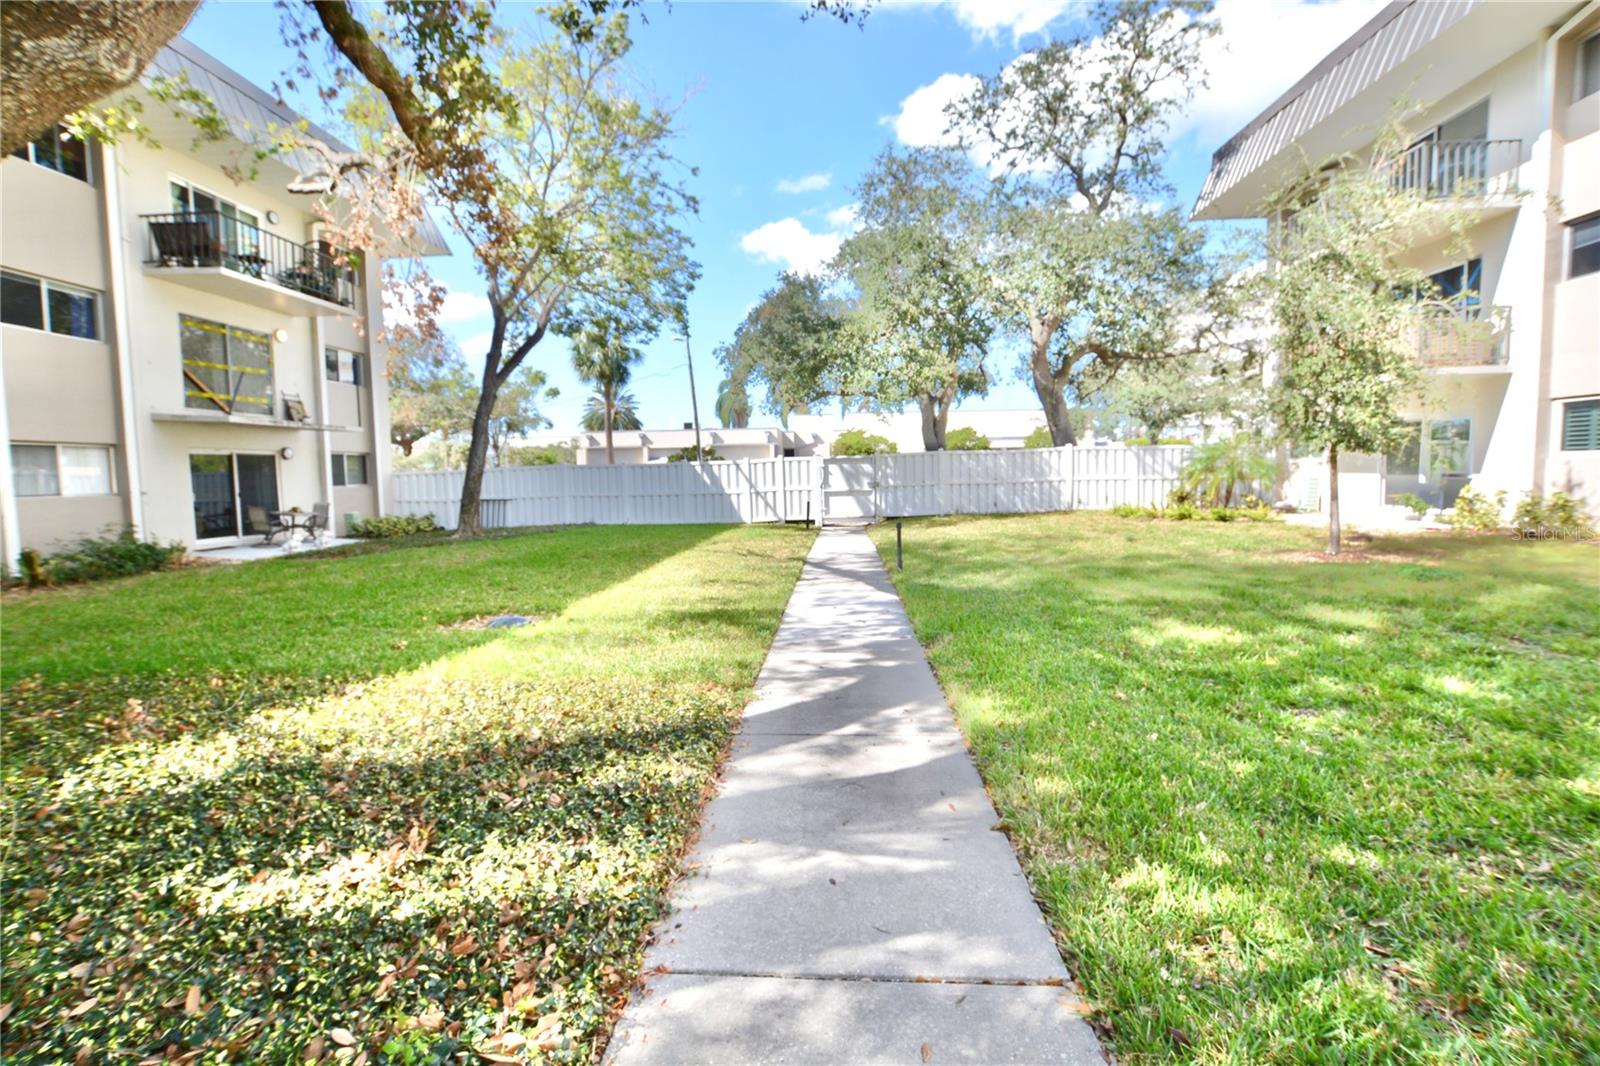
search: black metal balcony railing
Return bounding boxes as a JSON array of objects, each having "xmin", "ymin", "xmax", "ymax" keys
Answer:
[
  {"xmin": 1407, "ymin": 300, "xmax": 1510, "ymax": 368},
  {"xmin": 1384, "ymin": 139, "xmax": 1521, "ymax": 200},
  {"xmin": 141, "ymin": 211, "xmax": 355, "ymax": 308}
]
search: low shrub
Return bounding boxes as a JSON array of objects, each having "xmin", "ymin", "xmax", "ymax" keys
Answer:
[
  {"xmin": 831, "ymin": 429, "xmax": 897, "ymax": 456},
  {"xmin": 1110, "ymin": 497, "xmax": 1274, "ymax": 523},
  {"xmin": 1447, "ymin": 486, "xmax": 1507, "ymax": 531},
  {"xmin": 1512, "ymin": 491, "xmax": 1595, "ymax": 538},
  {"xmin": 944, "ymin": 427, "xmax": 991, "ymax": 451},
  {"xmin": 1110, "ymin": 503, "xmax": 1156, "ymax": 519},
  {"xmin": 1126, "ymin": 436, "xmax": 1193, "ymax": 446},
  {"xmin": 1023, "ymin": 426, "xmax": 1055, "ymax": 449},
  {"xmin": 16, "ymin": 529, "xmax": 185, "ymax": 587},
  {"xmin": 666, "ymin": 446, "xmax": 723, "ymax": 462},
  {"xmin": 1395, "ymin": 492, "xmax": 1431, "ymax": 517},
  {"xmin": 349, "ymin": 514, "xmax": 441, "ymax": 539}
]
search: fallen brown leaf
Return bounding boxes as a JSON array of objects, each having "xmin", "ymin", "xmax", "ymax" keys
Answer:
[{"xmin": 921, "ymin": 1041, "xmax": 933, "ymax": 1062}]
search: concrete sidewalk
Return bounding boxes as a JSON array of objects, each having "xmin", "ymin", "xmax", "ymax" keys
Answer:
[{"xmin": 605, "ymin": 527, "xmax": 1105, "ymax": 1065}]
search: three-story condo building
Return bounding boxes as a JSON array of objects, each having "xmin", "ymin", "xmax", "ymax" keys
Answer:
[
  {"xmin": 1194, "ymin": 0, "xmax": 1600, "ymax": 516},
  {"xmin": 0, "ymin": 38, "xmax": 446, "ymax": 568}
]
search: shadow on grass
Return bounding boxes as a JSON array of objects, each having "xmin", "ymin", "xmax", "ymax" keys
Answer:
[{"xmin": 0, "ymin": 523, "xmax": 815, "ymax": 1064}]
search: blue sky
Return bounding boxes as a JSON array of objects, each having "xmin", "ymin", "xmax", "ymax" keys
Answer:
[{"xmin": 184, "ymin": 0, "xmax": 1384, "ymax": 434}]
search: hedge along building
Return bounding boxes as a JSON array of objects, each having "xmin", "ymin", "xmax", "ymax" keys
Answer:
[
  {"xmin": 0, "ymin": 37, "xmax": 448, "ymax": 569},
  {"xmin": 1193, "ymin": 0, "xmax": 1600, "ymax": 517}
]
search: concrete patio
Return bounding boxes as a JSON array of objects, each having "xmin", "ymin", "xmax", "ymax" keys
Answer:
[
  {"xmin": 605, "ymin": 527, "xmax": 1105, "ymax": 1065},
  {"xmin": 194, "ymin": 536, "xmax": 358, "ymax": 563}
]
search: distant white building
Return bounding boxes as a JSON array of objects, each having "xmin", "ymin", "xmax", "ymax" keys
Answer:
[{"xmin": 512, "ymin": 408, "xmax": 1060, "ymax": 466}]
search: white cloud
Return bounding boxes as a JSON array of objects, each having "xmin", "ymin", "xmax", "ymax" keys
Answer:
[
  {"xmin": 949, "ymin": 0, "xmax": 1072, "ymax": 43},
  {"xmin": 883, "ymin": 72, "xmax": 980, "ymax": 150},
  {"xmin": 437, "ymin": 289, "xmax": 492, "ymax": 324},
  {"xmin": 739, "ymin": 217, "xmax": 843, "ymax": 276},
  {"xmin": 775, "ymin": 172, "xmax": 832, "ymax": 194},
  {"xmin": 1172, "ymin": 0, "xmax": 1389, "ymax": 147},
  {"xmin": 826, "ymin": 203, "xmax": 860, "ymax": 230}
]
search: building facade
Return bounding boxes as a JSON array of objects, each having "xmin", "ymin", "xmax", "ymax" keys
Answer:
[
  {"xmin": 0, "ymin": 39, "xmax": 443, "ymax": 568},
  {"xmin": 1194, "ymin": 0, "xmax": 1600, "ymax": 516}
]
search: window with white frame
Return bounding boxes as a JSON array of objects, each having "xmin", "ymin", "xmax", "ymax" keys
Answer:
[
  {"xmin": 1579, "ymin": 32, "xmax": 1600, "ymax": 100},
  {"xmin": 331, "ymin": 453, "xmax": 369, "ymax": 486},
  {"xmin": 10, "ymin": 443, "xmax": 113, "ymax": 497},
  {"xmin": 0, "ymin": 271, "xmax": 99, "ymax": 339},
  {"xmin": 9, "ymin": 125, "xmax": 89, "ymax": 182},
  {"xmin": 1570, "ymin": 214, "xmax": 1600, "ymax": 278},
  {"xmin": 324, "ymin": 347, "xmax": 364, "ymax": 385}
]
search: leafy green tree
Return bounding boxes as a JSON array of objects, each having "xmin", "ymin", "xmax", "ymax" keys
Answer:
[
  {"xmin": 832, "ymin": 147, "xmax": 993, "ymax": 450},
  {"xmin": 387, "ymin": 332, "xmax": 476, "ymax": 456},
  {"xmin": 1101, "ymin": 345, "xmax": 1261, "ymax": 444},
  {"xmin": 581, "ymin": 388, "xmax": 642, "ymax": 434},
  {"xmin": 718, "ymin": 273, "xmax": 842, "ymax": 422},
  {"xmin": 1267, "ymin": 120, "xmax": 1479, "ymax": 554},
  {"xmin": 434, "ymin": 18, "xmax": 696, "ymax": 528},
  {"xmin": 950, "ymin": 0, "xmax": 1231, "ymax": 446},
  {"xmin": 487, "ymin": 366, "xmax": 558, "ymax": 466},
  {"xmin": 571, "ymin": 317, "xmax": 646, "ymax": 464},
  {"xmin": 830, "ymin": 429, "xmax": 897, "ymax": 456}
]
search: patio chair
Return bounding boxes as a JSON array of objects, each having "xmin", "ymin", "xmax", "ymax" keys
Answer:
[
  {"xmin": 248, "ymin": 505, "xmax": 289, "ymax": 545},
  {"xmin": 150, "ymin": 220, "xmax": 219, "ymax": 266},
  {"xmin": 303, "ymin": 502, "xmax": 331, "ymax": 545}
]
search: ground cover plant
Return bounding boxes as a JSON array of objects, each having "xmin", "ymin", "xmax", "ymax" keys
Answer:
[
  {"xmin": 872, "ymin": 513, "xmax": 1600, "ymax": 1063},
  {"xmin": 1, "ymin": 523, "xmax": 812, "ymax": 1063}
]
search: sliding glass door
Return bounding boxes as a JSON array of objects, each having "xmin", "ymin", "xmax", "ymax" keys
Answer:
[{"xmin": 190, "ymin": 453, "xmax": 280, "ymax": 541}]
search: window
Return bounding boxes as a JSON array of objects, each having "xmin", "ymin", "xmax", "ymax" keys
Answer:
[
  {"xmin": 9, "ymin": 125, "xmax": 88, "ymax": 182},
  {"xmin": 1570, "ymin": 214, "xmax": 1600, "ymax": 278},
  {"xmin": 332, "ymin": 453, "xmax": 369, "ymax": 486},
  {"xmin": 1421, "ymin": 258, "xmax": 1484, "ymax": 315},
  {"xmin": 324, "ymin": 347, "xmax": 364, "ymax": 385},
  {"xmin": 1563, "ymin": 399, "xmax": 1600, "ymax": 451},
  {"xmin": 0, "ymin": 272, "xmax": 99, "ymax": 339},
  {"xmin": 1428, "ymin": 419, "xmax": 1472, "ymax": 479},
  {"xmin": 170, "ymin": 180, "xmax": 260, "ymax": 261},
  {"xmin": 1385, "ymin": 423, "xmax": 1422, "ymax": 476},
  {"xmin": 180, "ymin": 314, "xmax": 273, "ymax": 415},
  {"xmin": 10, "ymin": 443, "xmax": 112, "ymax": 497},
  {"xmin": 1580, "ymin": 32, "xmax": 1600, "ymax": 100}
]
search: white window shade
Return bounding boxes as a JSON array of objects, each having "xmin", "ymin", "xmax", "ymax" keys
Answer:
[
  {"xmin": 60, "ymin": 445, "xmax": 112, "ymax": 495},
  {"xmin": 11, "ymin": 444, "xmax": 58, "ymax": 496}
]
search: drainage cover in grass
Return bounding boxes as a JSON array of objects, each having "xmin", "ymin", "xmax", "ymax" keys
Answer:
[{"xmin": 486, "ymin": 613, "xmax": 533, "ymax": 628}]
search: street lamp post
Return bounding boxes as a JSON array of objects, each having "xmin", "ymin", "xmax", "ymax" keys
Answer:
[{"xmin": 673, "ymin": 330, "xmax": 704, "ymax": 463}]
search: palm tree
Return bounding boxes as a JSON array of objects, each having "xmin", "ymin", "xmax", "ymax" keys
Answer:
[
  {"xmin": 715, "ymin": 376, "xmax": 751, "ymax": 428},
  {"xmin": 581, "ymin": 388, "xmax": 641, "ymax": 433},
  {"xmin": 1178, "ymin": 435, "xmax": 1280, "ymax": 507},
  {"xmin": 571, "ymin": 319, "xmax": 643, "ymax": 463}
]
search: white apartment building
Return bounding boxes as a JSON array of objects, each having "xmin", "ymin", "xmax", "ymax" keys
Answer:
[
  {"xmin": 1194, "ymin": 0, "xmax": 1600, "ymax": 516},
  {"xmin": 0, "ymin": 38, "xmax": 446, "ymax": 567}
]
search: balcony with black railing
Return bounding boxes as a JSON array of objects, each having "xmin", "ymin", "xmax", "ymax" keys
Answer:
[
  {"xmin": 1382, "ymin": 139, "xmax": 1522, "ymax": 201},
  {"xmin": 141, "ymin": 211, "xmax": 356, "ymax": 313}
]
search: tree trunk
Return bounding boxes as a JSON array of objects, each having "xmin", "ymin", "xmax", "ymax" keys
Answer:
[
  {"xmin": 1326, "ymin": 445, "xmax": 1341, "ymax": 556},
  {"xmin": 1027, "ymin": 320, "xmax": 1074, "ymax": 447},
  {"xmin": 456, "ymin": 372, "xmax": 500, "ymax": 536},
  {"xmin": 604, "ymin": 391, "xmax": 615, "ymax": 465},
  {"xmin": 918, "ymin": 397, "xmax": 943, "ymax": 451},
  {"xmin": 1, "ymin": 0, "xmax": 199, "ymax": 155}
]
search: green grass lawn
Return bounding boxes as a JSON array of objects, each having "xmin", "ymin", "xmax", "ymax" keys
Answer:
[
  {"xmin": 1, "ymin": 524, "xmax": 812, "ymax": 1064},
  {"xmin": 871, "ymin": 514, "xmax": 1600, "ymax": 1064}
]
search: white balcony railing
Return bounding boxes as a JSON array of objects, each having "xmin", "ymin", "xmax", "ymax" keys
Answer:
[
  {"xmin": 1406, "ymin": 300, "xmax": 1510, "ymax": 369},
  {"xmin": 1383, "ymin": 139, "xmax": 1521, "ymax": 200}
]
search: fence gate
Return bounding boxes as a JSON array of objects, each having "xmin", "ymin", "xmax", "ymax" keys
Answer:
[{"xmin": 821, "ymin": 456, "xmax": 878, "ymax": 523}]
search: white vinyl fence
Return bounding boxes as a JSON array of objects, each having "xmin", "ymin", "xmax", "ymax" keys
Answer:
[{"xmin": 392, "ymin": 445, "xmax": 1193, "ymax": 529}]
